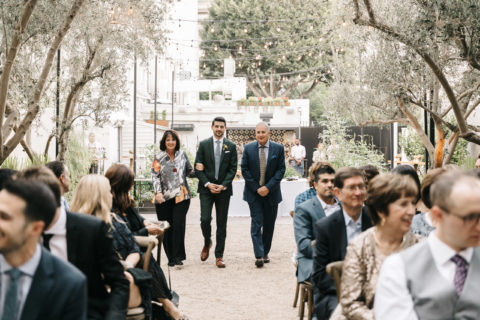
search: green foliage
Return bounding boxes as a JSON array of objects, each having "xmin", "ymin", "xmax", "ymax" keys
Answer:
[
  {"xmin": 0, "ymin": 154, "xmax": 50, "ymax": 170},
  {"xmin": 200, "ymin": 0, "xmax": 335, "ymax": 97},
  {"xmin": 284, "ymin": 163, "xmax": 301, "ymax": 178},
  {"xmin": 64, "ymin": 133, "xmax": 94, "ymax": 200},
  {"xmin": 399, "ymin": 129, "xmax": 425, "ymax": 162},
  {"xmin": 450, "ymin": 138, "xmax": 470, "ymax": 167},
  {"xmin": 318, "ymin": 114, "xmax": 386, "ymax": 170}
]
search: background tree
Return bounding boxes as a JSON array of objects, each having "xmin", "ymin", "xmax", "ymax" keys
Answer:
[{"xmin": 200, "ymin": 0, "xmax": 337, "ymax": 98}]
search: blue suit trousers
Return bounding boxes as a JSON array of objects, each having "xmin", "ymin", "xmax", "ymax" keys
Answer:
[{"xmin": 248, "ymin": 197, "xmax": 278, "ymax": 258}]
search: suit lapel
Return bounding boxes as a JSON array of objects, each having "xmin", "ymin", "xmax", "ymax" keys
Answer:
[
  {"xmin": 311, "ymin": 197, "xmax": 326, "ymax": 221},
  {"xmin": 21, "ymin": 248, "xmax": 54, "ymax": 320},
  {"xmin": 208, "ymin": 138, "xmax": 215, "ymax": 163},
  {"xmin": 266, "ymin": 141, "xmax": 274, "ymax": 170},
  {"xmin": 65, "ymin": 212, "xmax": 78, "ymax": 265},
  {"xmin": 361, "ymin": 206, "xmax": 372, "ymax": 231},
  {"xmin": 335, "ymin": 209, "xmax": 348, "ymax": 259}
]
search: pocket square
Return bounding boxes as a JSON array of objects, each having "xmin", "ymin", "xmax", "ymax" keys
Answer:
[
  {"xmin": 225, "ymin": 150, "xmax": 231, "ymax": 154},
  {"xmin": 271, "ymin": 155, "xmax": 277, "ymax": 159}
]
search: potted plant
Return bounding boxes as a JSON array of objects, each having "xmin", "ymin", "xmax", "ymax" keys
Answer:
[
  {"xmin": 248, "ymin": 96, "xmax": 257, "ymax": 106},
  {"xmin": 273, "ymin": 97, "xmax": 282, "ymax": 106},
  {"xmin": 237, "ymin": 98, "xmax": 246, "ymax": 107},
  {"xmin": 257, "ymin": 96, "xmax": 263, "ymax": 106},
  {"xmin": 265, "ymin": 97, "xmax": 273, "ymax": 106},
  {"xmin": 282, "ymin": 97, "xmax": 291, "ymax": 106}
]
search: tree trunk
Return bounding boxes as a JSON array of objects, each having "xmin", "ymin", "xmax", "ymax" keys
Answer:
[
  {"xmin": 0, "ymin": 0, "xmax": 38, "ymax": 158},
  {"xmin": 0, "ymin": 0, "xmax": 86, "ymax": 164}
]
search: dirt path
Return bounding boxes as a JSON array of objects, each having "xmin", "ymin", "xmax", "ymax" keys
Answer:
[{"xmin": 145, "ymin": 197, "xmax": 300, "ymax": 320}]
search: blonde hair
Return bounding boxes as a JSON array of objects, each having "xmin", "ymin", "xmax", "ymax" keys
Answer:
[{"xmin": 70, "ymin": 174, "xmax": 112, "ymax": 225}]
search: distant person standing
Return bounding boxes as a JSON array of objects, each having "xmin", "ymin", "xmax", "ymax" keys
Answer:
[
  {"xmin": 152, "ymin": 130, "xmax": 194, "ymax": 267},
  {"xmin": 241, "ymin": 122, "xmax": 286, "ymax": 268},
  {"xmin": 291, "ymin": 138, "xmax": 306, "ymax": 177},
  {"xmin": 88, "ymin": 132, "xmax": 103, "ymax": 174},
  {"xmin": 194, "ymin": 117, "xmax": 237, "ymax": 268}
]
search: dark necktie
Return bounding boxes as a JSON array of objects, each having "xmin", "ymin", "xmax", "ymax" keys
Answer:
[
  {"xmin": 1, "ymin": 268, "xmax": 22, "ymax": 320},
  {"xmin": 451, "ymin": 254, "xmax": 468, "ymax": 295},
  {"xmin": 42, "ymin": 233, "xmax": 54, "ymax": 251},
  {"xmin": 214, "ymin": 140, "xmax": 221, "ymax": 180},
  {"xmin": 259, "ymin": 145, "xmax": 266, "ymax": 186}
]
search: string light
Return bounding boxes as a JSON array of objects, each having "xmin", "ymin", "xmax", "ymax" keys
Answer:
[
  {"xmin": 243, "ymin": 27, "xmax": 248, "ymax": 33},
  {"xmin": 210, "ymin": 27, "xmax": 215, "ymax": 33}
]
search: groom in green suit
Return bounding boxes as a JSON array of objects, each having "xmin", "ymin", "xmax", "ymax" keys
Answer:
[{"xmin": 195, "ymin": 117, "xmax": 238, "ymax": 268}]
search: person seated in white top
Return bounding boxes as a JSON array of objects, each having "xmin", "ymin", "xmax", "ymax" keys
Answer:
[{"xmin": 375, "ymin": 171, "xmax": 480, "ymax": 320}]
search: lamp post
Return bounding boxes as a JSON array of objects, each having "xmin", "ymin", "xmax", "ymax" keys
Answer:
[
  {"xmin": 171, "ymin": 69, "xmax": 174, "ymax": 129},
  {"xmin": 55, "ymin": 48, "xmax": 60, "ymax": 158},
  {"xmin": 154, "ymin": 55, "xmax": 157, "ymax": 144},
  {"xmin": 133, "ymin": 54, "xmax": 137, "ymax": 196}
]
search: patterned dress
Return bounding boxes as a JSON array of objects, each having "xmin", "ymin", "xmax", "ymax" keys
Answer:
[
  {"xmin": 411, "ymin": 212, "xmax": 435, "ymax": 237},
  {"xmin": 330, "ymin": 227, "xmax": 422, "ymax": 320}
]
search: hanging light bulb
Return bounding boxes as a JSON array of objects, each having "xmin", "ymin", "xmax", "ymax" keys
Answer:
[
  {"xmin": 277, "ymin": 58, "xmax": 282, "ymax": 63},
  {"xmin": 238, "ymin": 45, "xmax": 243, "ymax": 53},
  {"xmin": 282, "ymin": 55, "xmax": 286, "ymax": 60},
  {"xmin": 297, "ymin": 55, "xmax": 302, "ymax": 61},
  {"xmin": 221, "ymin": 63, "xmax": 224, "ymax": 67},
  {"xmin": 290, "ymin": 41, "xmax": 294, "ymax": 46},
  {"xmin": 243, "ymin": 27, "xmax": 248, "ymax": 33},
  {"xmin": 258, "ymin": 61, "xmax": 262, "ymax": 66},
  {"xmin": 264, "ymin": 43, "xmax": 268, "ymax": 49},
  {"xmin": 239, "ymin": 62, "xmax": 242, "ymax": 67},
  {"xmin": 276, "ymin": 26, "xmax": 281, "ymax": 32},
  {"xmin": 210, "ymin": 26, "xmax": 215, "ymax": 33},
  {"xmin": 128, "ymin": 6, "xmax": 133, "ymax": 16},
  {"xmin": 308, "ymin": 52, "xmax": 312, "ymax": 57},
  {"xmin": 214, "ymin": 45, "xmax": 218, "ymax": 51},
  {"xmin": 319, "ymin": 37, "xmax": 323, "ymax": 42},
  {"xmin": 310, "ymin": 25, "xmax": 314, "ymax": 30},
  {"xmin": 203, "ymin": 63, "xmax": 206, "ymax": 68}
]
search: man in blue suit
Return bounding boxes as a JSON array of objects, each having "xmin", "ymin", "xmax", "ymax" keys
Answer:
[
  {"xmin": 294, "ymin": 162, "xmax": 338, "ymax": 284},
  {"xmin": 241, "ymin": 122, "xmax": 286, "ymax": 267},
  {"xmin": 0, "ymin": 179, "xmax": 87, "ymax": 320}
]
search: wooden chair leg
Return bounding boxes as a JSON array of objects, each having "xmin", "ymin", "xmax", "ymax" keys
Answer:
[
  {"xmin": 307, "ymin": 287, "xmax": 313, "ymax": 320},
  {"xmin": 293, "ymin": 281, "xmax": 300, "ymax": 307},
  {"xmin": 298, "ymin": 284, "xmax": 306, "ymax": 319}
]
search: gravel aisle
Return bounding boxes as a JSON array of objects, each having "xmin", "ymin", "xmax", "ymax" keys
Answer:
[{"xmin": 145, "ymin": 197, "xmax": 300, "ymax": 320}]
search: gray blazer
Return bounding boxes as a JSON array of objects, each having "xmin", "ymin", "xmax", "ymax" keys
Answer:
[{"xmin": 294, "ymin": 196, "xmax": 326, "ymax": 283}]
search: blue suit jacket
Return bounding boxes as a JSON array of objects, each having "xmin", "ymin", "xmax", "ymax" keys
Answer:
[
  {"xmin": 241, "ymin": 140, "xmax": 286, "ymax": 205},
  {"xmin": 294, "ymin": 196, "xmax": 326, "ymax": 283},
  {"xmin": 21, "ymin": 247, "xmax": 87, "ymax": 320}
]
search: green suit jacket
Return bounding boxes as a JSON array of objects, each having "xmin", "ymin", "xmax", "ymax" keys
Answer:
[{"xmin": 194, "ymin": 137, "xmax": 238, "ymax": 196}]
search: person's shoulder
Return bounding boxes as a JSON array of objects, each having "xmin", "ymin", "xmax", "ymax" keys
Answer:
[
  {"xmin": 199, "ymin": 137, "xmax": 212, "ymax": 145},
  {"xmin": 42, "ymin": 248, "xmax": 86, "ymax": 283},
  {"xmin": 297, "ymin": 196, "xmax": 316, "ymax": 212},
  {"xmin": 223, "ymin": 137, "xmax": 236, "ymax": 146},
  {"xmin": 269, "ymin": 141, "xmax": 283, "ymax": 149},
  {"xmin": 244, "ymin": 142, "xmax": 256, "ymax": 151},
  {"xmin": 349, "ymin": 227, "xmax": 375, "ymax": 251},
  {"xmin": 316, "ymin": 208, "xmax": 342, "ymax": 229},
  {"xmin": 67, "ymin": 211, "xmax": 104, "ymax": 228}
]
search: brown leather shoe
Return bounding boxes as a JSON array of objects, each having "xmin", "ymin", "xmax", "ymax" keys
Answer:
[
  {"xmin": 200, "ymin": 243, "xmax": 212, "ymax": 261},
  {"xmin": 216, "ymin": 257, "xmax": 226, "ymax": 268}
]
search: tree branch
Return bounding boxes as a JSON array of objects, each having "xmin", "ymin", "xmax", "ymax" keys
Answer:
[
  {"xmin": 2, "ymin": 0, "xmax": 86, "ymax": 162},
  {"xmin": 0, "ymin": 0, "xmax": 38, "ymax": 158},
  {"xmin": 299, "ymin": 79, "xmax": 320, "ymax": 98},
  {"xmin": 359, "ymin": 118, "xmax": 409, "ymax": 127}
]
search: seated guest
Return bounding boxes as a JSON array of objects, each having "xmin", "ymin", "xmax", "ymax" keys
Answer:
[
  {"xmin": 46, "ymin": 160, "xmax": 71, "ymax": 210},
  {"xmin": 294, "ymin": 162, "xmax": 324, "ymax": 210},
  {"xmin": 411, "ymin": 168, "xmax": 446, "ymax": 237},
  {"xmin": 0, "ymin": 179, "xmax": 87, "ymax": 319},
  {"xmin": 0, "ymin": 168, "xmax": 16, "ymax": 190},
  {"xmin": 359, "ymin": 164, "xmax": 379, "ymax": 185},
  {"xmin": 330, "ymin": 174, "xmax": 422, "ymax": 320},
  {"xmin": 312, "ymin": 167, "xmax": 373, "ymax": 320},
  {"xmin": 19, "ymin": 166, "xmax": 129, "ymax": 319},
  {"xmin": 375, "ymin": 171, "xmax": 480, "ymax": 319},
  {"xmin": 72, "ymin": 174, "xmax": 188, "ymax": 320},
  {"xmin": 105, "ymin": 163, "xmax": 164, "ymax": 237},
  {"xmin": 294, "ymin": 162, "xmax": 337, "ymax": 284}
]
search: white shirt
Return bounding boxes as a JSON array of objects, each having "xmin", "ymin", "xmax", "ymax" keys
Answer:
[
  {"xmin": 212, "ymin": 136, "xmax": 224, "ymax": 146},
  {"xmin": 0, "ymin": 244, "xmax": 42, "ymax": 320},
  {"xmin": 317, "ymin": 195, "xmax": 339, "ymax": 217},
  {"xmin": 44, "ymin": 204, "xmax": 68, "ymax": 262},
  {"xmin": 291, "ymin": 144, "xmax": 306, "ymax": 160},
  {"xmin": 374, "ymin": 232, "xmax": 474, "ymax": 320},
  {"xmin": 343, "ymin": 209, "xmax": 363, "ymax": 243}
]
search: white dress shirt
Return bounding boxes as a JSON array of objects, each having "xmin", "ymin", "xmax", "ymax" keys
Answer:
[
  {"xmin": 317, "ymin": 195, "xmax": 339, "ymax": 217},
  {"xmin": 343, "ymin": 209, "xmax": 363, "ymax": 243},
  {"xmin": 0, "ymin": 244, "xmax": 42, "ymax": 320},
  {"xmin": 43, "ymin": 204, "xmax": 68, "ymax": 262},
  {"xmin": 374, "ymin": 232, "xmax": 474, "ymax": 320},
  {"xmin": 291, "ymin": 144, "xmax": 306, "ymax": 160}
]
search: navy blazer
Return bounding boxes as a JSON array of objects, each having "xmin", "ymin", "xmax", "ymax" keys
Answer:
[
  {"xmin": 294, "ymin": 196, "xmax": 326, "ymax": 283},
  {"xmin": 241, "ymin": 140, "xmax": 286, "ymax": 205},
  {"xmin": 312, "ymin": 206, "xmax": 372, "ymax": 319},
  {"xmin": 21, "ymin": 247, "xmax": 87, "ymax": 320}
]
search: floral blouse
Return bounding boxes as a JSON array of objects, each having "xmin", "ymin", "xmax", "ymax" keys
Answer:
[{"xmin": 151, "ymin": 150, "xmax": 194, "ymax": 203}]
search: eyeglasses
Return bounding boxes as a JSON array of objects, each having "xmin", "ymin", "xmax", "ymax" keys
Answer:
[
  {"xmin": 342, "ymin": 184, "xmax": 366, "ymax": 192},
  {"xmin": 441, "ymin": 207, "xmax": 480, "ymax": 226}
]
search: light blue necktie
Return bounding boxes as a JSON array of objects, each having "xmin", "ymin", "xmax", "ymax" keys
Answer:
[
  {"xmin": 214, "ymin": 140, "xmax": 221, "ymax": 180},
  {"xmin": 2, "ymin": 268, "xmax": 22, "ymax": 320}
]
